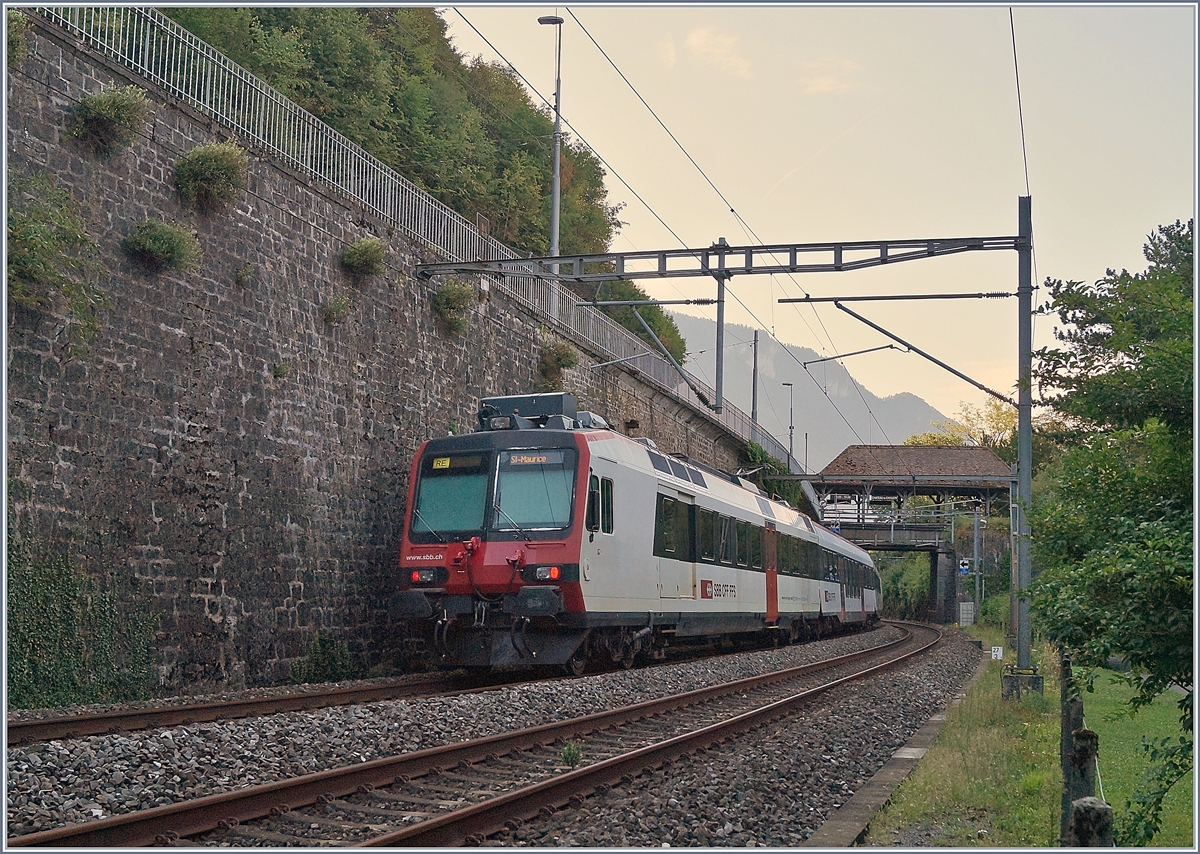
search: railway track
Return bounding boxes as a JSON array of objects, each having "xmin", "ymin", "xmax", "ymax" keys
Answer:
[
  {"xmin": 7, "ymin": 630, "xmax": 846, "ymax": 746},
  {"xmin": 7, "ymin": 622, "xmax": 939, "ymax": 848},
  {"xmin": 5, "ymin": 675, "xmax": 485, "ymax": 746}
]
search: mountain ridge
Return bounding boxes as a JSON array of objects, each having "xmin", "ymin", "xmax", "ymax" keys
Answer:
[{"xmin": 669, "ymin": 312, "xmax": 945, "ymax": 471}]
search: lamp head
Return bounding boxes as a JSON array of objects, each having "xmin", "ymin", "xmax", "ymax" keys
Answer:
[{"xmin": 538, "ymin": 15, "xmax": 564, "ymax": 25}]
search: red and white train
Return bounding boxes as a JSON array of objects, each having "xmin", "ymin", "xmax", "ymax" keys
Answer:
[{"xmin": 391, "ymin": 393, "xmax": 879, "ymax": 673}]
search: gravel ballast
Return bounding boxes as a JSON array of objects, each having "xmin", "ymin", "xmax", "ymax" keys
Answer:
[{"xmin": 5, "ymin": 625, "xmax": 981, "ymax": 841}]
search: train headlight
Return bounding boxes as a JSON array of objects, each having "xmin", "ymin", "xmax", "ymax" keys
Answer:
[
  {"xmin": 534, "ymin": 565, "xmax": 561, "ymax": 581},
  {"xmin": 411, "ymin": 568, "xmax": 438, "ymax": 585},
  {"xmin": 488, "ymin": 415, "xmax": 513, "ymax": 430}
]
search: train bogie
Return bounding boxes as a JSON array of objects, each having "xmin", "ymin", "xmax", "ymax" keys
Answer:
[{"xmin": 394, "ymin": 393, "xmax": 880, "ymax": 671}]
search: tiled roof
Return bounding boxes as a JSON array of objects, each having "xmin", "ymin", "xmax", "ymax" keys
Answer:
[{"xmin": 820, "ymin": 445, "xmax": 1012, "ymax": 479}]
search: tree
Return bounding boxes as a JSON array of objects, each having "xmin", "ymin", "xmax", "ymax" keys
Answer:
[
  {"xmin": 904, "ymin": 398, "xmax": 1017, "ymax": 459},
  {"xmin": 1029, "ymin": 219, "xmax": 1192, "ymax": 845},
  {"xmin": 162, "ymin": 7, "xmax": 681, "ymax": 353}
]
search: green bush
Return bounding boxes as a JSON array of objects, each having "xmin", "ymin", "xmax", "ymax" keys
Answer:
[
  {"xmin": 68, "ymin": 85, "xmax": 152, "ymax": 155},
  {"xmin": 7, "ymin": 171, "xmax": 106, "ymax": 350},
  {"xmin": 340, "ymin": 237, "xmax": 386, "ymax": 277},
  {"xmin": 431, "ymin": 278, "xmax": 474, "ymax": 334},
  {"xmin": 877, "ymin": 551, "xmax": 931, "ymax": 620},
  {"xmin": 7, "ymin": 9, "xmax": 30, "ymax": 69},
  {"xmin": 977, "ymin": 592, "xmax": 1009, "ymax": 628},
  {"xmin": 6, "ymin": 536, "xmax": 156, "ymax": 709},
  {"xmin": 323, "ymin": 293, "xmax": 351, "ymax": 324},
  {"xmin": 174, "ymin": 141, "xmax": 249, "ymax": 213},
  {"xmin": 291, "ymin": 632, "xmax": 356, "ymax": 684},
  {"xmin": 234, "ymin": 263, "xmax": 255, "ymax": 287},
  {"xmin": 122, "ymin": 219, "xmax": 201, "ymax": 272},
  {"xmin": 537, "ymin": 340, "xmax": 579, "ymax": 391}
]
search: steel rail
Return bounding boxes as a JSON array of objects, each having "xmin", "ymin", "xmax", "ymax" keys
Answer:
[
  {"xmin": 361, "ymin": 623, "xmax": 941, "ymax": 846},
  {"xmin": 5, "ymin": 626, "xmax": 917, "ymax": 848},
  {"xmin": 5, "ymin": 677, "xmax": 460, "ymax": 745}
]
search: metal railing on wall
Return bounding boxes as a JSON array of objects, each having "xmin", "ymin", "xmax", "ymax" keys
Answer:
[{"xmin": 36, "ymin": 5, "xmax": 798, "ymax": 472}]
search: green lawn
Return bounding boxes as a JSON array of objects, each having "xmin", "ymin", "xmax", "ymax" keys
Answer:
[
  {"xmin": 861, "ymin": 626, "xmax": 1193, "ymax": 847},
  {"xmin": 1082, "ymin": 671, "xmax": 1194, "ymax": 847}
]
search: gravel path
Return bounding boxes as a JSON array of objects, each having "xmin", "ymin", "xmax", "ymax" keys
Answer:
[{"xmin": 5, "ymin": 624, "xmax": 978, "ymax": 841}]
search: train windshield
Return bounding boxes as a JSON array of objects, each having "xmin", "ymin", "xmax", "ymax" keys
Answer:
[
  {"xmin": 410, "ymin": 452, "xmax": 489, "ymax": 541},
  {"xmin": 493, "ymin": 448, "xmax": 577, "ymax": 533}
]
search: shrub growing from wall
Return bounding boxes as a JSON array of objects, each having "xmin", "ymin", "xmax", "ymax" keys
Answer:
[
  {"xmin": 68, "ymin": 85, "xmax": 152, "ymax": 156},
  {"xmin": 6, "ymin": 171, "xmax": 106, "ymax": 349},
  {"xmin": 341, "ymin": 237, "xmax": 386, "ymax": 279},
  {"xmin": 537, "ymin": 340, "xmax": 579, "ymax": 391},
  {"xmin": 174, "ymin": 141, "xmax": 249, "ymax": 213},
  {"xmin": 431, "ymin": 278, "xmax": 474, "ymax": 335},
  {"xmin": 122, "ymin": 219, "xmax": 201, "ymax": 271}
]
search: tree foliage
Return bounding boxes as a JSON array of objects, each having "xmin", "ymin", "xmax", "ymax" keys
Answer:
[
  {"xmin": 1028, "ymin": 219, "xmax": 1193, "ymax": 844},
  {"xmin": 904, "ymin": 398, "xmax": 1018, "ymax": 458},
  {"xmin": 161, "ymin": 7, "xmax": 679, "ymax": 352}
]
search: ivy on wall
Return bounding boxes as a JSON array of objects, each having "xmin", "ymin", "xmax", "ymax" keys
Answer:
[{"xmin": 6, "ymin": 535, "xmax": 157, "ymax": 709}]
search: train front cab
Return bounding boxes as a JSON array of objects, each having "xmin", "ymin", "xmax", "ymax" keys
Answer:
[{"xmin": 392, "ymin": 422, "xmax": 594, "ymax": 670}]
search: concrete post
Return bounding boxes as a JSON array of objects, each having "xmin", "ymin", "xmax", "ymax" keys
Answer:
[{"xmin": 1066, "ymin": 797, "xmax": 1114, "ymax": 847}]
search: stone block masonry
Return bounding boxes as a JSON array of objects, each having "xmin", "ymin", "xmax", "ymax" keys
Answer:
[{"xmin": 5, "ymin": 19, "xmax": 744, "ymax": 694}]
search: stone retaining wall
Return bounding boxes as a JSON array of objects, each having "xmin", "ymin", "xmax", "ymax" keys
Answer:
[{"xmin": 5, "ymin": 19, "xmax": 744, "ymax": 693}]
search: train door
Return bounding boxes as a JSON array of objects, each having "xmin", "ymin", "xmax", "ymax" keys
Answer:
[
  {"xmin": 654, "ymin": 491, "xmax": 695, "ymax": 599},
  {"xmin": 763, "ymin": 525, "xmax": 778, "ymax": 623}
]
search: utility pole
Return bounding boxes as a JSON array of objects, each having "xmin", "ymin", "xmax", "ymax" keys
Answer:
[
  {"xmin": 1016, "ymin": 195, "xmax": 1033, "ymax": 672},
  {"xmin": 713, "ymin": 238, "xmax": 728, "ymax": 413},
  {"xmin": 751, "ymin": 329, "xmax": 759, "ymax": 423},
  {"xmin": 973, "ymin": 501, "xmax": 982, "ymax": 605}
]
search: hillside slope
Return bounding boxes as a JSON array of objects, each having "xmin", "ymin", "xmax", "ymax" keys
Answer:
[{"xmin": 671, "ymin": 312, "xmax": 944, "ymax": 470}]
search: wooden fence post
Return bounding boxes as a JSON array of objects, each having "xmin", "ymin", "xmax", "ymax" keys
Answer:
[{"xmin": 1060, "ymin": 656, "xmax": 1086, "ymax": 843}]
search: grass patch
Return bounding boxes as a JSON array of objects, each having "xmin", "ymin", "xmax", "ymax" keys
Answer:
[
  {"xmin": 291, "ymin": 632, "xmax": 355, "ymax": 684},
  {"xmin": 863, "ymin": 626, "xmax": 1063, "ymax": 847},
  {"xmin": 1084, "ymin": 673, "xmax": 1193, "ymax": 846},
  {"xmin": 68, "ymin": 85, "xmax": 152, "ymax": 155},
  {"xmin": 863, "ymin": 626, "xmax": 1194, "ymax": 847},
  {"xmin": 174, "ymin": 141, "xmax": 248, "ymax": 213}
]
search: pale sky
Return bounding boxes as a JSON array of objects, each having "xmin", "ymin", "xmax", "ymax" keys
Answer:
[{"xmin": 442, "ymin": 3, "xmax": 1196, "ymax": 419}]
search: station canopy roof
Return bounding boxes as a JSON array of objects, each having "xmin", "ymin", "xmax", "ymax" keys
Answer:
[{"xmin": 815, "ymin": 445, "xmax": 1013, "ymax": 497}]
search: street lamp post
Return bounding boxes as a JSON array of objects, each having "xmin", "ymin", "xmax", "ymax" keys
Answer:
[
  {"xmin": 538, "ymin": 15, "xmax": 563, "ymax": 264},
  {"xmin": 782, "ymin": 382, "xmax": 794, "ymax": 470}
]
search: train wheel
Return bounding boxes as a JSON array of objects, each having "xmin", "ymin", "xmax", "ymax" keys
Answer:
[{"xmin": 564, "ymin": 636, "xmax": 590, "ymax": 677}]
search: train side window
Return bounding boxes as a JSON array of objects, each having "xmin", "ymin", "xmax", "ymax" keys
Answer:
[
  {"xmin": 585, "ymin": 474, "xmax": 601, "ymax": 532},
  {"xmin": 780, "ymin": 535, "xmax": 795, "ymax": 575},
  {"xmin": 718, "ymin": 516, "xmax": 737, "ymax": 564},
  {"xmin": 803, "ymin": 541, "xmax": 819, "ymax": 579},
  {"xmin": 653, "ymin": 494, "xmax": 692, "ymax": 559},
  {"xmin": 736, "ymin": 520, "xmax": 751, "ymax": 567},
  {"xmin": 600, "ymin": 477, "xmax": 614, "ymax": 534},
  {"xmin": 749, "ymin": 525, "xmax": 762, "ymax": 569},
  {"xmin": 682, "ymin": 505, "xmax": 696, "ymax": 562},
  {"xmin": 698, "ymin": 508, "xmax": 715, "ymax": 561},
  {"xmin": 654, "ymin": 495, "xmax": 677, "ymax": 556}
]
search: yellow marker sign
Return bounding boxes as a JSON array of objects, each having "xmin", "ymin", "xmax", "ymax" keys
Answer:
[{"xmin": 432, "ymin": 457, "xmax": 450, "ymax": 470}]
